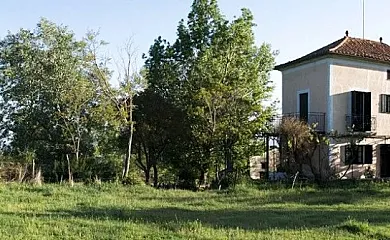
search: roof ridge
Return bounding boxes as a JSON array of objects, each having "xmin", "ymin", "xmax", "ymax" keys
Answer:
[{"xmin": 329, "ymin": 36, "xmax": 349, "ymax": 52}]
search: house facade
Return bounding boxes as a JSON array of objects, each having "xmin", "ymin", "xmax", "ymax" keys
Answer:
[{"xmin": 275, "ymin": 31, "xmax": 390, "ymax": 179}]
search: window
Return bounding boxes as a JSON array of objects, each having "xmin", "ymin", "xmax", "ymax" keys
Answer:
[
  {"xmin": 350, "ymin": 91, "xmax": 371, "ymax": 131},
  {"xmin": 344, "ymin": 145, "xmax": 373, "ymax": 164},
  {"xmin": 387, "ymin": 70, "xmax": 390, "ymax": 80},
  {"xmin": 380, "ymin": 94, "xmax": 390, "ymax": 113}
]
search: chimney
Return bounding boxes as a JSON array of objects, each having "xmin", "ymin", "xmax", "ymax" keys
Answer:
[
  {"xmin": 345, "ymin": 30, "xmax": 349, "ymax": 37},
  {"xmin": 380, "ymin": 37, "xmax": 383, "ymax": 43}
]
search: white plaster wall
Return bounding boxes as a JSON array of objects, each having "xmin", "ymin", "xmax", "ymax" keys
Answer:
[
  {"xmin": 331, "ymin": 58, "xmax": 390, "ymax": 135},
  {"xmin": 282, "ymin": 60, "xmax": 329, "ymax": 115}
]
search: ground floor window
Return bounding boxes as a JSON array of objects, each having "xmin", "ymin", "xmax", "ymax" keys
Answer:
[{"xmin": 344, "ymin": 145, "xmax": 373, "ymax": 164}]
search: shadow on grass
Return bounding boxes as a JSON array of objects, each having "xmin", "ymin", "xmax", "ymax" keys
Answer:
[
  {"xmin": 236, "ymin": 188, "xmax": 390, "ymax": 206},
  {"xmin": 3, "ymin": 206, "xmax": 388, "ymax": 232},
  {"xmin": 138, "ymin": 188, "xmax": 390, "ymax": 207}
]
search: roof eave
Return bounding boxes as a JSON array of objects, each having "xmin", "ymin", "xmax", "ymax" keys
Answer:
[
  {"xmin": 275, "ymin": 54, "xmax": 390, "ymax": 72},
  {"xmin": 331, "ymin": 54, "xmax": 390, "ymax": 67},
  {"xmin": 274, "ymin": 54, "xmax": 334, "ymax": 71}
]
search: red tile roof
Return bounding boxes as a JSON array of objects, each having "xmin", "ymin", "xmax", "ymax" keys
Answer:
[{"xmin": 275, "ymin": 35, "xmax": 390, "ymax": 70}]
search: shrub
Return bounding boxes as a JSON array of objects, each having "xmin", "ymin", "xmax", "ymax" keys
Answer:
[{"xmin": 121, "ymin": 171, "xmax": 144, "ymax": 186}]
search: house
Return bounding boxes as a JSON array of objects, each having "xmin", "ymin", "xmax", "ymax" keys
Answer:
[{"xmin": 275, "ymin": 31, "xmax": 390, "ymax": 179}]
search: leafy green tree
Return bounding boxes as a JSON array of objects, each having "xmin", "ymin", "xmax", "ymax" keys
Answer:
[
  {"xmin": 0, "ymin": 19, "xmax": 117, "ymax": 181},
  {"xmin": 133, "ymin": 89, "xmax": 191, "ymax": 186},
  {"xmin": 144, "ymin": 0, "xmax": 276, "ymax": 187}
]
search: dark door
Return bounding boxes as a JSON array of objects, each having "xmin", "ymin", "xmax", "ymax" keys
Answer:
[
  {"xmin": 351, "ymin": 91, "xmax": 371, "ymax": 131},
  {"xmin": 380, "ymin": 145, "xmax": 390, "ymax": 178},
  {"xmin": 299, "ymin": 92, "xmax": 308, "ymax": 122}
]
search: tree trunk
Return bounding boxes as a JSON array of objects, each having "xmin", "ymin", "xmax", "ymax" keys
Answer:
[
  {"xmin": 199, "ymin": 169, "xmax": 205, "ymax": 186},
  {"xmin": 75, "ymin": 137, "xmax": 80, "ymax": 163},
  {"xmin": 145, "ymin": 168, "xmax": 151, "ymax": 185},
  {"xmin": 153, "ymin": 163, "xmax": 158, "ymax": 188},
  {"xmin": 136, "ymin": 143, "xmax": 150, "ymax": 184},
  {"xmin": 66, "ymin": 154, "xmax": 73, "ymax": 186},
  {"xmin": 122, "ymin": 121, "xmax": 134, "ymax": 179},
  {"xmin": 215, "ymin": 164, "xmax": 219, "ymax": 182},
  {"xmin": 224, "ymin": 140, "xmax": 233, "ymax": 172},
  {"xmin": 32, "ymin": 158, "xmax": 35, "ymax": 179}
]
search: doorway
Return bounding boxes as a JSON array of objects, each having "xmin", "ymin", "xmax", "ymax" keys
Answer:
[
  {"xmin": 299, "ymin": 92, "xmax": 308, "ymax": 122},
  {"xmin": 380, "ymin": 145, "xmax": 390, "ymax": 178}
]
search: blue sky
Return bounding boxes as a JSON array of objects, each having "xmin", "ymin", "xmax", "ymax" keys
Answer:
[{"xmin": 1, "ymin": 0, "xmax": 389, "ymax": 110}]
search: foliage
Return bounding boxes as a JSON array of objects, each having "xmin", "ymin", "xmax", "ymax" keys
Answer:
[
  {"xmin": 277, "ymin": 118, "xmax": 330, "ymax": 181},
  {"xmin": 121, "ymin": 171, "xmax": 144, "ymax": 186},
  {"xmin": 364, "ymin": 167, "xmax": 375, "ymax": 179},
  {"xmin": 0, "ymin": 19, "xmax": 119, "ymax": 181},
  {"xmin": 0, "ymin": 0, "xmax": 276, "ymax": 187},
  {"xmin": 143, "ymin": 0, "xmax": 276, "ymax": 188},
  {"xmin": 132, "ymin": 89, "xmax": 190, "ymax": 187}
]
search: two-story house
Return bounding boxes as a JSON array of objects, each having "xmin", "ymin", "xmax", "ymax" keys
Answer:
[{"xmin": 275, "ymin": 31, "xmax": 390, "ymax": 179}]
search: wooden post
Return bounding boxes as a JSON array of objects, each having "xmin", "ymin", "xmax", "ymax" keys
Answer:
[{"xmin": 266, "ymin": 135, "xmax": 270, "ymax": 180}]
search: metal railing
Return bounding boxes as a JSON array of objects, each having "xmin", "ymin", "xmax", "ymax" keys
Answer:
[
  {"xmin": 345, "ymin": 114, "xmax": 376, "ymax": 132},
  {"xmin": 266, "ymin": 112, "xmax": 326, "ymax": 134}
]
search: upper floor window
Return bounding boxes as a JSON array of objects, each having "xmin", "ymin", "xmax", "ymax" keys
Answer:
[
  {"xmin": 387, "ymin": 70, "xmax": 390, "ymax": 80},
  {"xmin": 380, "ymin": 94, "xmax": 390, "ymax": 113},
  {"xmin": 349, "ymin": 91, "xmax": 372, "ymax": 132}
]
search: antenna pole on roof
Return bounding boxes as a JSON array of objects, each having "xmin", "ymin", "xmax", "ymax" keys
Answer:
[{"xmin": 362, "ymin": 0, "xmax": 365, "ymax": 39}]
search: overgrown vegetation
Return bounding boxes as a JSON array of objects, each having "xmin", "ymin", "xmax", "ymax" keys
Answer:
[
  {"xmin": 0, "ymin": 0, "xmax": 276, "ymax": 188},
  {"xmin": 0, "ymin": 182, "xmax": 388, "ymax": 239},
  {"xmin": 277, "ymin": 118, "xmax": 331, "ymax": 182}
]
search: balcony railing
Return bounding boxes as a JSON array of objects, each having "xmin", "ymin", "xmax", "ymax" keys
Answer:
[
  {"xmin": 345, "ymin": 115, "xmax": 376, "ymax": 132},
  {"xmin": 266, "ymin": 112, "xmax": 326, "ymax": 134}
]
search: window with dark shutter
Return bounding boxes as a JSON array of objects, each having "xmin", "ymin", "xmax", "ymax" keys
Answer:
[
  {"xmin": 345, "ymin": 145, "xmax": 359, "ymax": 164},
  {"xmin": 356, "ymin": 146, "xmax": 363, "ymax": 164},
  {"xmin": 344, "ymin": 145, "xmax": 373, "ymax": 164},
  {"xmin": 364, "ymin": 145, "xmax": 373, "ymax": 164},
  {"xmin": 380, "ymin": 94, "xmax": 386, "ymax": 113},
  {"xmin": 350, "ymin": 91, "xmax": 371, "ymax": 131},
  {"xmin": 387, "ymin": 70, "xmax": 390, "ymax": 79},
  {"xmin": 387, "ymin": 96, "xmax": 390, "ymax": 113},
  {"xmin": 380, "ymin": 94, "xmax": 390, "ymax": 113}
]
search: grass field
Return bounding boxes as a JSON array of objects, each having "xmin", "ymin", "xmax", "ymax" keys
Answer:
[{"xmin": 0, "ymin": 181, "xmax": 389, "ymax": 239}]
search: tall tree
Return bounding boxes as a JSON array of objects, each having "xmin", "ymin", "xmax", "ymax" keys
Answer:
[
  {"xmin": 87, "ymin": 34, "xmax": 145, "ymax": 179},
  {"xmin": 0, "ymin": 19, "xmax": 115, "ymax": 181},
  {"xmin": 133, "ymin": 88, "xmax": 190, "ymax": 186},
  {"xmin": 144, "ymin": 0, "xmax": 276, "ymax": 187}
]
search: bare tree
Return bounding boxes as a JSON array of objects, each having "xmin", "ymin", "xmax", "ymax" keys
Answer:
[
  {"xmin": 278, "ymin": 117, "xmax": 330, "ymax": 181},
  {"xmin": 116, "ymin": 40, "xmax": 147, "ymax": 178},
  {"xmin": 87, "ymin": 32, "xmax": 145, "ymax": 179}
]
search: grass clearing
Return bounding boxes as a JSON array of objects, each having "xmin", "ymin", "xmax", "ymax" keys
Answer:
[{"xmin": 0, "ymin": 182, "xmax": 389, "ymax": 239}]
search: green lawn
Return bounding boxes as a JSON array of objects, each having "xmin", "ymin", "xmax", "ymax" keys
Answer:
[{"xmin": 0, "ymin": 182, "xmax": 389, "ymax": 239}]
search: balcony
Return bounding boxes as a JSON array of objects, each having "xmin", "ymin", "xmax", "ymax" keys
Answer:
[
  {"xmin": 266, "ymin": 112, "xmax": 326, "ymax": 134},
  {"xmin": 345, "ymin": 115, "xmax": 376, "ymax": 132}
]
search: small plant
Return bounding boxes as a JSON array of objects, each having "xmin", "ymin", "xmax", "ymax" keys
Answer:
[
  {"xmin": 339, "ymin": 219, "xmax": 369, "ymax": 234},
  {"xmin": 121, "ymin": 171, "xmax": 144, "ymax": 186},
  {"xmin": 364, "ymin": 167, "xmax": 375, "ymax": 179},
  {"xmin": 30, "ymin": 168, "xmax": 43, "ymax": 186}
]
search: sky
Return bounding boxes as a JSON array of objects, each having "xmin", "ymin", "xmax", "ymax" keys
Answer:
[{"xmin": 1, "ymin": 0, "xmax": 389, "ymax": 111}]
